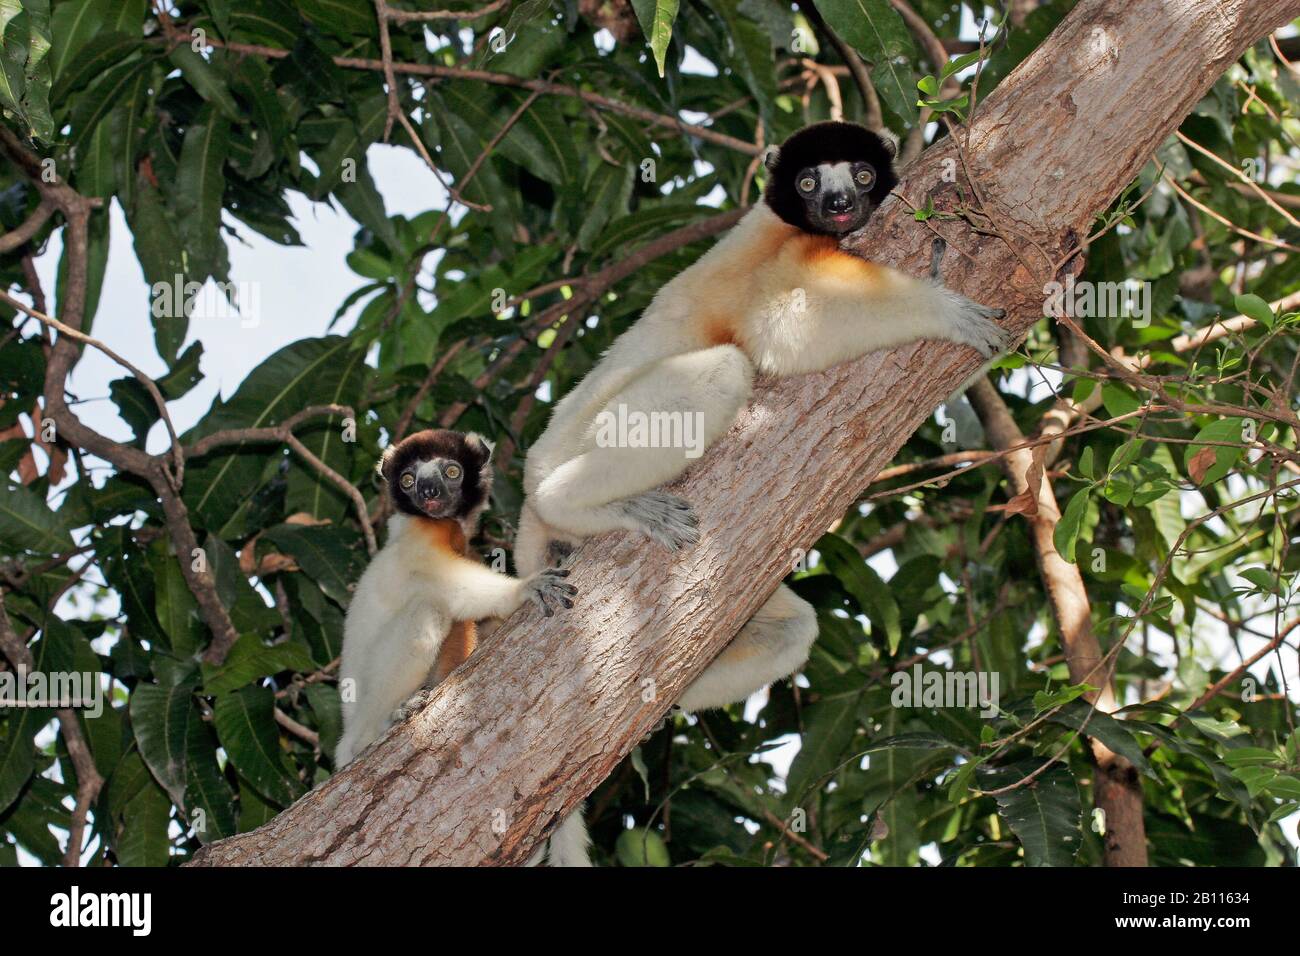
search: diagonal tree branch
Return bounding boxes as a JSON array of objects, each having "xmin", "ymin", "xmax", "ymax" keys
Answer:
[{"xmin": 188, "ymin": 0, "xmax": 1300, "ymax": 866}]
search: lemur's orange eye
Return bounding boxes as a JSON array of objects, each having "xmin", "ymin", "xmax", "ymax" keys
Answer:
[
  {"xmin": 855, "ymin": 169, "xmax": 874, "ymax": 186},
  {"xmin": 400, "ymin": 473, "xmax": 415, "ymax": 489},
  {"xmin": 445, "ymin": 464, "xmax": 462, "ymax": 479},
  {"xmin": 798, "ymin": 177, "xmax": 816, "ymax": 192}
]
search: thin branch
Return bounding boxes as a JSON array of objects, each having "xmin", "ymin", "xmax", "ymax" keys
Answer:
[
  {"xmin": 0, "ymin": 289, "xmax": 185, "ymax": 489},
  {"xmin": 284, "ymin": 432, "xmax": 378, "ymax": 557},
  {"xmin": 1175, "ymin": 130, "xmax": 1300, "ymax": 229},
  {"xmin": 1185, "ymin": 616, "xmax": 1300, "ymax": 713},
  {"xmin": 0, "ymin": 198, "xmax": 53, "ymax": 254},
  {"xmin": 167, "ymin": 30, "xmax": 763, "ymax": 157},
  {"xmin": 385, "ymin": 0, "xmax": 509, "ymax": 22},
  {"xmin": 183, "ymin": 403, "xmax": 377, "ymax": 557},
  {"xmin": 1165, "ymin": 171, "xmax": 1300, "ymax": 253},
  {"xmin": 185, "ymin": 404, "xmax": 356, "ymax": 458},
  {"xmin": 275, "ymin": 707, "xmax": 321, "ymax": 748}
]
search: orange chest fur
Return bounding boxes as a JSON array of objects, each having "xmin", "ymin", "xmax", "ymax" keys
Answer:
[
  {"xmin": 413, "ymin": 517, "xmax": 478, "ymax": 682},
  {"xmin": 689, "ymin": 231, "xmax": 882, "ymax": 349}
]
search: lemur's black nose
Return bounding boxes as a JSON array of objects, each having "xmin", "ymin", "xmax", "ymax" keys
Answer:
[
  {"xmin": 825, "ymin": 193, "xmax": 853, "ymax": 213},
  {"xmin": 417, "ymin": 477, "xmax": 443, "ymax": 500}
]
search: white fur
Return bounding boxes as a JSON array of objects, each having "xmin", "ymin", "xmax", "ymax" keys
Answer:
[
  {"xmin": 335, "ymin": 513, "xmax": 543, "ymax": 767},
  {"xmin": 514, "ymin": 199, "xmax": 1006, "ymax": 865}
]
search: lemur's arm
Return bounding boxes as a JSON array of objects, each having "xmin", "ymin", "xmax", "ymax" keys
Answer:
[
  {"xmin": 441, "ymin": 556, "xmax": 576, "ymax": 620},
  {"xmin": 752, "ymin": 237, "xmax": 1009, "ymax": 378}
]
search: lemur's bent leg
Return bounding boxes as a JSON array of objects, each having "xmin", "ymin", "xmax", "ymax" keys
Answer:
[
  {"xmin": 676, "ymin": 584, "xmax": 818, "ymax": 712},
  {"xmin": 530, "ymin": 345, "xmax": 752, "ymax": 547}
]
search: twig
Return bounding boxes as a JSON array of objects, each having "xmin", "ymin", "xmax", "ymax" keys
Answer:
[
  {"xmin": 165, "ymin": 30, "xmax": 763, "ymax": 157},
  {"xmin": 1176, "ymin": 131, "xmax": 1300, "ymax": 229},
  {"xmin": 275, "ymin": 707, "xmax": 321, "ymax": 748},
  {"xmin": 1165, "ymin": 172, "xmax": 1300, "ymax": 254},
  {"xmin": 184, "ymin": 404, "xmax": 377, "ymax": 557},
  {"xmin": 0, "ymin": 290, "xmax": 184, "ymax": 491},
  {"xmin": 386, "ymin": 0, "xmax": 509, "ymax": 22},
  {"xmin": 0, "ymin": 199, "xmax": 53, "ymax": 254}
]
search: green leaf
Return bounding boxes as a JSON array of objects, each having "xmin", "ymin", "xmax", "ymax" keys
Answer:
[
  {"xmin": 65, "ymin": 52, "xmax": 153, "ymax": 155},
  {"xmin": 1053, "ymin": 487, "xmax": 1090, "ymax": 563},
  {"xmin": 631, "ymin": 0, "xmax": 679, "ymax": 77},
  {"xmin": 1100, "ymin": 382, "xmax": 1140, "ymax": 419},
  {"xmin": 815, "ymin": 532, "xmax": 902, "ymax": 653},
  {"xmin": 578, "ymin": 161, "xmax": 634, "ymax": 251},
  {"xmin": 115, "ymin": 780, "xmax": 171, "ymax": 866},
  {"xmin": 813, "ymin": 0, "xmax": 917, "ymax": 124},
  {"xmin": 173, "ymin": 108, "xmax": 232, "ymax": 280},
  {"xmin": 129, "ymin": 677, "xmax": 197, "ymax": 808},
  {"xmin": 181, "ymin": 337, "xmax": 358, "ymax": 531},
  {"xmin": 0, "ymin": 480, "xmax": 73, "ymax": 554},
  {"xmin": 201, "ymin": 634, "xmax": 314, "ymax": 696},
  {"xmin": 1233, "ymin": 293, "xmax": 1274, "ymax": 329},
  {"xmin": 0, "ymin": 0, "xmax": 55, "ymax": 140},
  {"xmin": 49, "ymin": 28, "xmax": 138, "ymax": 103},
  {"xmin": 1184, "ymin": 417, "xmax": 1248, "ymax": 486},
  {"xmin": 786, "ymin": 695, "xmax": 859, "ymax": 802},
  {"xmin": 213, "ymin": 686, "xmax": 304, "ymax": 807},
  {"xmin": 48, "ymin": 0, "xmax": 111, "ymax": 82},
  {"xmin": 167, "ymin": 44, "xmax": 241, "ymax": 120},
  {"xmin": 985, "ymin": 762, "xmax": 1082, "ymax": 866},
  {"xmin": 261, "ymin": 523, "xmax": 363, "ymax": 607},
  {"xmin": 616, "ymin": 827, "xmax": 671, "ymax": 866},
  {"xmin": 1047, "ymin": 700, "xmax": 1152, "ymax": 777}
]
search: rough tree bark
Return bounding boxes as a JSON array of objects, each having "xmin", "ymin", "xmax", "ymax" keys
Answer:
[{"xmin": 190, "ymin": 0, "xmax": 1300, "ymax": 866}]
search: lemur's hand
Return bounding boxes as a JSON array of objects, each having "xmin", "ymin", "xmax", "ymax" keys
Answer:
[
  {"xmin": 938, "ymin": 286, "xmax": 1011, "ymax": 358},
  {"xmin": 525, "ymin": 567, "xmax": 577, "ymax": 617},
  {"xmin": 621, "ymin": 490, "xmax": 700, "ymax": 551}
]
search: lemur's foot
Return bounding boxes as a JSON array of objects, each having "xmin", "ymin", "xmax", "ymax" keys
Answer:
[
  {"xmin": 391, "ymin": 687, "xmax": 434, "ymax": 724},
  {"xmin": 622, "ymin": 491, "xmax": 700, "ymax": 551},
  {"xmin": 525, "ymin": 567, "xmax": 577, "ymax": 617},
  {"xmin": 940, "ymin": 286, "xmax": 1012, "ymax": 358},
  {"xmin": 546, "ymin": 539, "xmax": 575, "ymax": 568}
]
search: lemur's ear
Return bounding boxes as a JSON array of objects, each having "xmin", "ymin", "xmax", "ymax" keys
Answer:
[
  {"xmin": 877, "ymin": 129, "xmax": 900, "ymax": 159},
  {"xmin": 465, "ymin": 432, "xmax": 494, "ymax": 466},
  {"xmin": 763, "ymin": 145, "xmax": 780, "ymax": 172},
  {"xmin": 376, "ymin": 446, "xmax": 396, "ymax": 481}
]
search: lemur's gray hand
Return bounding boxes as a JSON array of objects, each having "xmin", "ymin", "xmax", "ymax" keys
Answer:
[
  {"xmin": 622, "ymin": 490, "xmax": 700, "ymax": 551},
  {"xmin": 929, "ymin": 236, "xmax": 1011, "ymax": 358},
  {"xmin": 391, "ymin": 687, "xmax": 434, "ymax": 725},
  {"xmin": 525, "ymin": 567, "xmax": 577, "ymax": 617},
  {"xmin": 938, "ymin": 285, "xmax": 1011, "ymax": 358}
]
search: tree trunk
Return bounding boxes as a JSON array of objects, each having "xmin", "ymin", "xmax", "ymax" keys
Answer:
[{"xmin": 189, "ymin": 0, "xmax": 1300, "ymax": 866}]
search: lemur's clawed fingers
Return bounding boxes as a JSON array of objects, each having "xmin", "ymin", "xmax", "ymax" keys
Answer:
[{"xmin": 527, "ymin": 567, "xmax": 578, "ymax": 617}]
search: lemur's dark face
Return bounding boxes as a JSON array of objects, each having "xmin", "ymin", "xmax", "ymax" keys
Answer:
[
  {"xmin": 379, "ymin": 429, "xmax": 492, "ymax": 520},
  {"xmin": 764, "ymin": 121, "xmax": 899, "ymax": 237}
]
